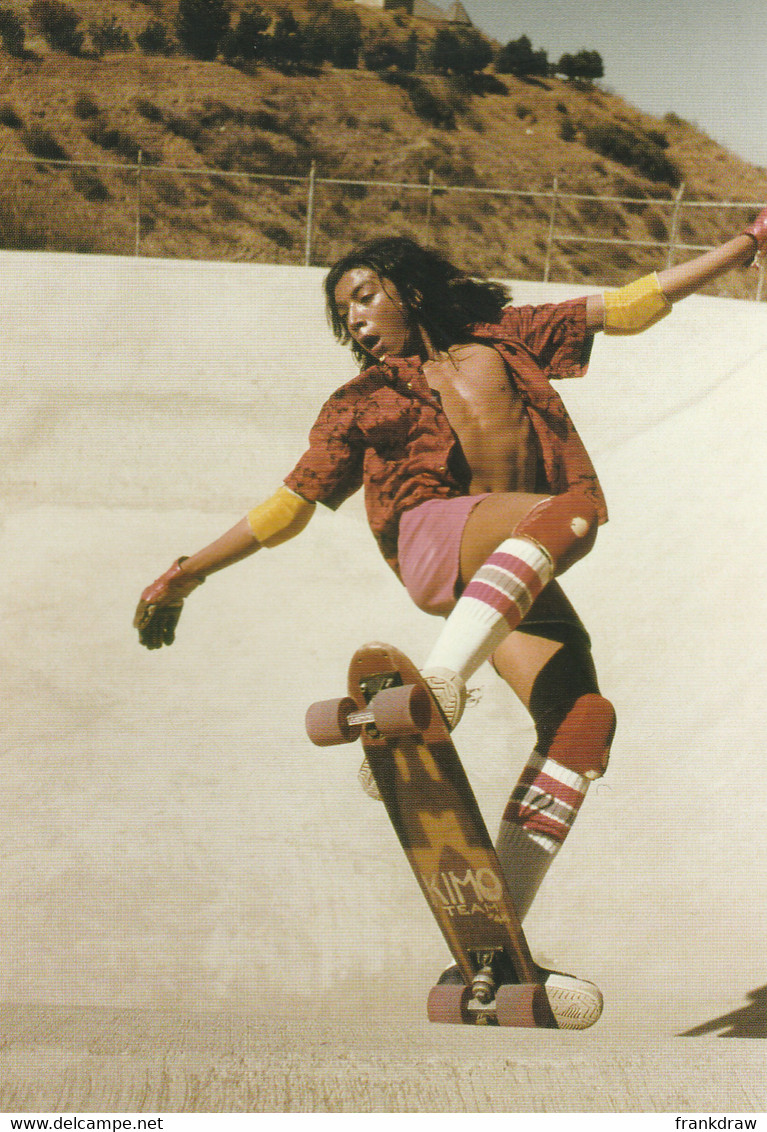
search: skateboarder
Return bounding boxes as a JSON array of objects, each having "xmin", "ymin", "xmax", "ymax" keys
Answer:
[{"xmin": 135, "ymin": 208, "xmax": 766, "ymax": 934}]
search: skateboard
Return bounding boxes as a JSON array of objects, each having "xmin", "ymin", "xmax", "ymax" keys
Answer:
[{"xmin": 305, "ymin": 641, "xmax": 602, "ymax": 1028}]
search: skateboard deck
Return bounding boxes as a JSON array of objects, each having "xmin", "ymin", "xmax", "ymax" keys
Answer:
[{"xmin": 306, "ymin": 641, "xmax": 600, "ymax": 1028}]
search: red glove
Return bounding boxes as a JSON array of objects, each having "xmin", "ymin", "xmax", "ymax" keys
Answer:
[
  {"xmin": 133, "ymin": 558, "xmax": 205, "ymax": 649},
  {"xmin": 743, "ymin": 205, "xmax": 767, "ymax": 264}
]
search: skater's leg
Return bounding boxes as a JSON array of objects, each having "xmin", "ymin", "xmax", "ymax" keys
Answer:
[
  {"xmin": 423, "ymin": 490, "xmax": 599, "ymax": 724},
  {"xmin": 491, "ymin": 586, "xmax": 616, "ymax": 920}
]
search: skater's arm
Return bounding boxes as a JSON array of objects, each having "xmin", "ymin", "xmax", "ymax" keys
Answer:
[
  {"xmin": 182, "ymin": 487, "xmax": 317, "ymax": 576},
  {"xmin": 134, "ymin": 487, "xmax": 315, "ymax": 649},
  {"xmin": 586, "ymin": 204, "xmax": 767, "ymax": 333}
]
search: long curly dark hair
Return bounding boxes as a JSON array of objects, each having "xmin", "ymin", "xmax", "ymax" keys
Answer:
[{"xmin": 324, "ymin": 236, "xmax": 511, "ymax": 367}]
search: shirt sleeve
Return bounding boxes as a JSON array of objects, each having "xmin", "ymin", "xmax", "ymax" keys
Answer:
[
  {"xmin": 283, "ymin": 386, "xmax": 364, "ymax": 511},
  {"xmin": 499, "ymin": 297, "xmax": 594, "ymax": 379}
]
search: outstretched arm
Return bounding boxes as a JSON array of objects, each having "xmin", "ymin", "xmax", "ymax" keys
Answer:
[
  {"xmin": 134, "ymin": 487, "xmax": 315, "ymax": 649},
  {"xmin": 586, "ymin": 204, "xmax": 767, "ymax": 332}
]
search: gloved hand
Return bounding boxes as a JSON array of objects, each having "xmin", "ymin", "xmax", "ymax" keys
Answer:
[
  {"xmin": 133, "ymin": 558, "xmax": 204, "ymax": 649},
  {"xmin": 743, "ymin": 205, "xmax": 767, "ymax": 264}
]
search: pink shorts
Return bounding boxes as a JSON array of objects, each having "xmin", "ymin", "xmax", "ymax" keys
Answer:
[{"xmin": 397, "ymin": 494, "xmax": 489, "ymax": 617}]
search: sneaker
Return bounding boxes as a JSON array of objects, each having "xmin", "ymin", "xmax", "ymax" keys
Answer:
[
  {"xmin": 357, "ymin": 668, "xmax": 466, "ymax": 800},
  {"xmin": 358, "ymin": 756, "xmax": 382, "ymax": 801},
  {"xmin": 422, "ymin": 667, "xmax": 466, "ymax": 731},
  {"xmin": 435, "ymin": 964, "xmax": 602, "ymax": 1030},
  {"xmin": 541, "ymin": 972, "xmax": 603, "ymax": 1030}
]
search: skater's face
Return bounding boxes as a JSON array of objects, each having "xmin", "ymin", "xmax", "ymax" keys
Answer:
[{"xmin": 333, "ymin": 267, "xmax": 420, "ymax": 361}]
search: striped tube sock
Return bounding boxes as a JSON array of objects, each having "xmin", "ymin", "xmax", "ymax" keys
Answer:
[
  {"xmin": 424, "ymin": 536, "xmax": 553, "ymax": 682},
  {"xmin": 495, "ymin": 753, "xmax": 590, "ymax": 921}
]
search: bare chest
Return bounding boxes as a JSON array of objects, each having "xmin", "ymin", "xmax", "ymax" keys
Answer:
[{"xmin": 422, "ymin": 343, "xmax": 539, "ymax": 493}]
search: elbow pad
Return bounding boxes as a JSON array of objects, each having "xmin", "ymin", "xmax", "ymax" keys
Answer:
[
  {"xmin": 247, "ymin": 486, "xmax": 315, "ymax": 548},
  {"xmin": 602, "ymin": 273, "xmax": 672, "ymax": 335}
]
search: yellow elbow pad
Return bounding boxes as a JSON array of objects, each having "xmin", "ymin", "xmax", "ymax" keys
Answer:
[
  {"xmin": 602, "ymin": 273, "xmax": 672, "ymax": 335},
  {"xmin": 247, "ymin": 486, "xmax": 315, "ymax": 548}
]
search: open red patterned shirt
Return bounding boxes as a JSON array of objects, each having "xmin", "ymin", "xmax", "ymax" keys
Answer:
[{"xmin": 284, "ymin": 296, "xmax": 607, "ymax": 577}]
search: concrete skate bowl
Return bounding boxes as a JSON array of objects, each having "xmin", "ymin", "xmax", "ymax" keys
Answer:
[{"xmin": 2, "ymin": 250, "xmax": 767, "ymax": 1113}]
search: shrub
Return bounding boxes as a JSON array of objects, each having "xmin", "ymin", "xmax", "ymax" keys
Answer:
[
  {"xmin": 0, "ymin": 102, "xmax": 23, "ymax": 129},
  {"xmin": 137, "ymin": 18, "xmax": 173, "ymax": 55},
  {"xmin": 73, "ymin": 93, "xmax": 99, "ymax": 119},
  {"xmin": 559, "ymin": 117, "xmax": 577, "ymax": 142},
  {"xmin": 175, "ymin": 0, "xmax": 230, "ymax": 61},
  {"xmin": 261, "ymin": 222, "xmax": 294, "ymax": 249},
  {"xmin": 22, "ymin": 123, "xmax": 69, "ymax": 161},
  {"xmin": 164, "ymin": 111, "xmax": 202, "ymax": 141},
  {"xmin": 0, "ymin": 7, "xmax": 25, "ymax": 56},
  {"xmin": 384, "ymin": 72, "xmax": 456, "ymax": 129},
  {"xmin": 71, "ymin": 169, "xmax": 110, "ymax": 201},
  {"xmin": 645, "ymin": 127, "xmax": 669, "ymax": 150},
  {"xmin": 29, "ymin": 1, "xmax": 84, "ymax": 54},
  {"xmin": 89, "ymin": 15, "xmax": 132, "ymax": 56},
  {"xmin": 135, "ymin": 98, "xmax": 164, "ymax": 123},
  {"xmin": 86, "ymin": 120, "xmax": 150, "ymax": 163},
  {"xmin": 583, "ymin": 121, "xmax": 681, "ymax": 185}
]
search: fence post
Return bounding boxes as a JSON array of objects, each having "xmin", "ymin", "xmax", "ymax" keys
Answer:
[
  {"xmin": 543, "ymin": 176, "xmax": 558, "ymax": 282},
  {"xmin": 134, "ymin": 149, "xmax": 143, "ymax": 257},
  {"xmin": 305, "ymin": 161, "xmax": 316, "ymax": 267},
  {"xmin": 666, "ymin": 181, "xmax": 685, "ymax": 270},
  {"xmin": 425, "ymin": 169, "xmax": 435, "ymax": 244}
]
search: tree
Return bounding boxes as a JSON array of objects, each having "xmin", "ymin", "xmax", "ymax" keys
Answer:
[
  {"xmin": 137, "ymin": 18, "xmax": 174, "ymax": 56},
  {"xmin": 175, "ymin": 0, "xmax": 231, "ymax": 61},
  {"xmin": 496, "ymin": 35, "xmax": 548, "ymax": 78},
  {"xmin": 430, "ymin": 26, "xmax": 492, "ymax": 77},
  {"xmin": 361, "ymin": 28, "xmax": 416, "ymax": 72},
  {"xmin": 267, "ymin": 9, "xmax": 304, "ymax": 68},
  {"xmin": 220, "ymin": 2, "xmax": 270, "ymax": 65},
  {"xmin": 30, "ymin": 1, "xmax": 84, "ymax": 55},
  {"xmin": 557, "ymin": 49, "xmax": 604, "ymax": 82},
  {"xmin": 89, "ymin": 15, "xmax": 132, "ymax": 56},
  {"xmin": 304, "ymin": 3, "xmax": 362, "ymax": 69}
]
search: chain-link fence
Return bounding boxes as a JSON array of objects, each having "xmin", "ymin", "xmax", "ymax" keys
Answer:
[{"xmin": 1, "ymin": 152, "xmax": 764, "ymax": 299}]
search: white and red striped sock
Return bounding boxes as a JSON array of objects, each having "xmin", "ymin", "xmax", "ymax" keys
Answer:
[
  {"xmin": 424, "ymin": 536, "xmax": 553, "ymax": 682},
  {"xmin": 495, "ymin": 753, "xmax": 591, "ymax": 921}
]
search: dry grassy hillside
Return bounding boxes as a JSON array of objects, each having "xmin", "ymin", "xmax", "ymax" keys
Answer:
[{"xmin": 0, "ymin": 0, "xmax": 765, "ymax": 293}]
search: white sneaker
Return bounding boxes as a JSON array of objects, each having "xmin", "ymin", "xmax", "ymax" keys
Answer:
[
  {"xmin": 542, "ymin": 972, "xmax": 603, "ymax": 1030},
  {"xmin": 422, "ymin": 667, "xmax": 467, "ymax": 731}
]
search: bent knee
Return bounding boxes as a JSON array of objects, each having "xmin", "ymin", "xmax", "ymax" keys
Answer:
[
  {"xmin": 544, "ymin": 693, "xmax": 616, "ymax": 780},
  {"xmin": 513, "ymin": 492, "xmax": 599, "ymax": 575}
]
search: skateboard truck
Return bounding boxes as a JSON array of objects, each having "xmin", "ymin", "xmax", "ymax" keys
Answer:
[{"xmin": 306, "ymin": 684, "xmax": 432, "ymax": 746}]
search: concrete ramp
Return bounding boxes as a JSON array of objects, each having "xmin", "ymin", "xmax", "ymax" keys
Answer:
[{"xmin": 2, "ymin": 250, "xmax": 767, "ymax": 1112}]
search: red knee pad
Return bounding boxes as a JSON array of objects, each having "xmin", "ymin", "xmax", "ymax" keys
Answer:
[
  {"xmin": 547, "ymin": 694, "xmax": 616, "ymax": 779},
  {"xmin": 513, "ymin": 493, "xmax": 598, "ymax": 574}
]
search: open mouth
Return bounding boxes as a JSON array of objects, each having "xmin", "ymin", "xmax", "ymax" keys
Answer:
[{"xmin": 360, "ymin": 333, "xmax": 382, "ymax": 355}]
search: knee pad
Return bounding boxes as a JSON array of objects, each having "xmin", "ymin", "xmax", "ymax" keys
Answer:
[
  {"xmin": 543, "ymin": 693, "xmax": 616, "ymax": 780},
  {"xmin": 513, "ymin": 493, "xmax": 598, "ymax": 575}
]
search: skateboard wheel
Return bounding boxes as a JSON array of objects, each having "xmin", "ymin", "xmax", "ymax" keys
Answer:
[
  {"xmin": 495, "ymin": 983, "xmax": 556, "ymax": 1029},
  {"xmin": 369, "ymin": 684, "xmax": 431, "ymax": 737},
  {"xmin": 427, "ymin": 983, "xmax": 472, "ymax": 1024},
  {"xmin": 305, "ymin": 697, "xmax": 361, "ymax": 746}
]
